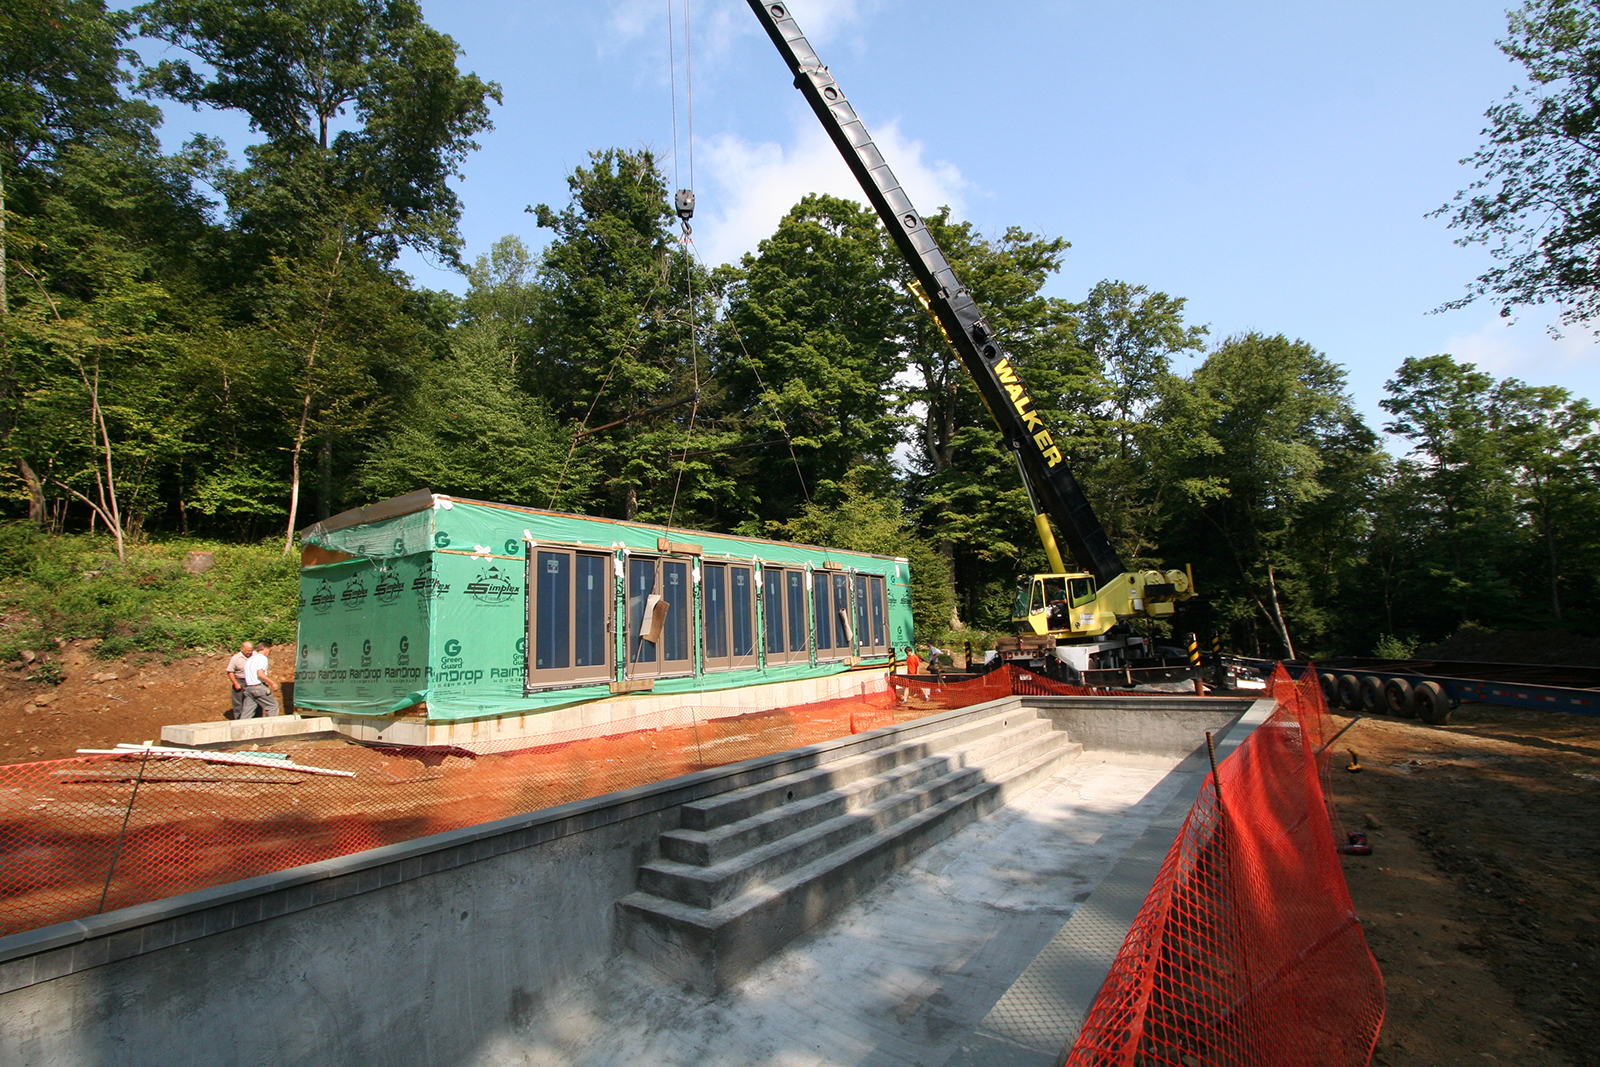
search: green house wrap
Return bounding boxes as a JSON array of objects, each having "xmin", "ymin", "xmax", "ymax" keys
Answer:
[{"xmin": 293, "ymin": 491, "xmax": 915, "ymax": 722}]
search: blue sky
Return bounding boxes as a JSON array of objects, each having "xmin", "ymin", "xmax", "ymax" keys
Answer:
[{"xmin": 139, "ymin": 0, "xmax": 1600, "ymax": 440}]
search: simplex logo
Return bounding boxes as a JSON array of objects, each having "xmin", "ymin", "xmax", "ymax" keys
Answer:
[
  {"xmin": 311, "ymin": 580, "xmax": 335, "ymax": 614},
  {"xmin": 466, "ymin": 564, "xmax": 520, "ymax": 605},
  {"xmin": 412, "ymin": 561, "xmax": 449, "ymax": 600},
  {"xmin": 340, "ymin": 576, "xmax": 369, "ymax": 610},
  {"xmin": 374, "ymin": 565, "xmax": 405, "ymax": 604}
]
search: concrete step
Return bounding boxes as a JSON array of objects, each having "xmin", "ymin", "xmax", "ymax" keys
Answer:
[
  {"xmin": 643, "ymin": 730, "xmax": 1077, "ymax": 909},
  {"xmin": 678, "ymin": 708, "xmax": 1041, "ymax": 833},
  {"xmin": 617, "ymin": 710, "xmax": 1081, "ymax": 993},
  {"xmin": 659, "ymin": 716, "xmax": 1060, "ymax": 868}
]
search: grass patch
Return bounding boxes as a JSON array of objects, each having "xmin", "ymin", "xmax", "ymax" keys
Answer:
[{"xmin": 0, "ymin": 525, "xmax": 299, "ymax": 659}]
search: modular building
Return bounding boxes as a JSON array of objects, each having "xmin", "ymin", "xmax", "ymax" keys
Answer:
[{"xmin": 292, "ymin": 490, "xmax": 915, "ymax": 725}]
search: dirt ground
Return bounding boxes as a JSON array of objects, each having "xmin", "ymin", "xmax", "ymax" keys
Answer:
[
  {"xmin": 1328, "ymin": 703, "xmax": 1600, "ymax": 1067},
  {"xmin": 6, "ymin": 646, "xmax": 1599, "ymax": 1066},
  {"xmin": 0, "ymin": 642, "xmax": 254, "ymax": 764}
]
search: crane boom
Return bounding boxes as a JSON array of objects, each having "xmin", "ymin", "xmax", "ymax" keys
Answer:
[{"xmin": 745, "ymin": 1, "xmax": 1127, "ymax": 585}]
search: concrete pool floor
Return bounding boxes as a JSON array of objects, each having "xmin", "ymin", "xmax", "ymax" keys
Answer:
[{"xmin": 472, "ymin": 752, "xmax": 1188, "ymax": 1067}]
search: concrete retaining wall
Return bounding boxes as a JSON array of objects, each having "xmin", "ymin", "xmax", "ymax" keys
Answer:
[{"xmin": 1, "ymin": 694, "xmax": 1257, "ymax": 1066}]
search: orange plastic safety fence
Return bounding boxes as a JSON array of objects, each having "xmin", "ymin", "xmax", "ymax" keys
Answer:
[
  {"xmin": 1062, "ymin": 664, "xmax": 1383, "ymax": 1067},
  {"xmin": 0, "ymin": 663, "xmax": 1205, "ymax": 941},
  {"xmin": 0, "ymin": 675, "xmax": 925, "ymax": 937}
]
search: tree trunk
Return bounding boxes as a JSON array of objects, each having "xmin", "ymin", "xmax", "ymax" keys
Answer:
[
  {"xmin": 318, "ymin": 438, "xmax": 333, "ymax": 520},
  {"xmin": 624, "ymin": 484, "xmax": 638, "ymax": 522},
  {"xmin": 282, "ymin": 241, "xmax": 344, "ymax": 554},
  {"xmin": 1, "ymin": 155, "xmax": 8, "ymax": 320},
  {"xmin": 17, "ymin": 457, "xmax": 43, "ymax": 525},
  {"xmin": 1546, "ymin": 518, "xmax": 1562, "ymax": 622},
  {"xmin": 1264, "ymin": 563, "xmax": 1295, "ymax": 660},
  {"xmin": 940, "ymin": 539, "xmax": 962, "ymax": 629}
]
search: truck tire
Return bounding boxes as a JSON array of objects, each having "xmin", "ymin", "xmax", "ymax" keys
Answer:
[
  {"xmin": 1335, "ymin": 673, "xmax": 1362, "ymax": 711},
  {"xmin": 1414, "ymin": 680, "xmax": 1452, "ymax": 725},
  {"xmin": 1319, "ymin": 672, "xmax": 1338, "ymax": 707},
  {"xmin": 1383, "ymin": 678, "xmax": 1415, "ymax": 718},
  {"xmin": 1358, "ymin": 675, "xmax": 1384, "ymax": 712}
]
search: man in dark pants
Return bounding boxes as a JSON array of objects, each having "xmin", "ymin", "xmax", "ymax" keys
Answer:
[{"xmin": 224, "ymin": 641, "xmax": 253, "ymax": 719}]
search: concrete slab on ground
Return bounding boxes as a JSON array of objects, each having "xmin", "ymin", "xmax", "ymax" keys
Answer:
[{"xmin": 469, "ymin": 752, "xmax": 1186, "ymax": 1067}]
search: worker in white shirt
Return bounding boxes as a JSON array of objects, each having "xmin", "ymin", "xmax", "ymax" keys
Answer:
[{"xmin": 241, "ymin": 640, "xmax": 280, "ymax": 718}]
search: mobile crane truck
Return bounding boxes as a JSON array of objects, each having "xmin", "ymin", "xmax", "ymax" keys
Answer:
[{"xmin": 746, "ymin": 2, "xmax": 1198, "ymax": 683}]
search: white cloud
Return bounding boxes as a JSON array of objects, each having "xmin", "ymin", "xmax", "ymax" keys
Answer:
[
  {"xmin": 605, "ymin": 0, "xmax": 866, "ymax": 56},
  {"xmin": 691, "ymin": 114, "xmax": 970, "ymax": 266},
  {"xmin": 1440, "ymin": 309, "xmax": 1600, "ymax": 388}
]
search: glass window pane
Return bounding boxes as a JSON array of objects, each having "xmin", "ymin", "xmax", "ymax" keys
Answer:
[
  {"xmin": 871, "ymin": 578, "xmax": 886, "ymax": 647},
  {"xmin": 704, "ymin": 565, "xmax": 728, "ymax": 660},
  {"xmin": 536, "ymin": 551, "xmax": 570, "ymax": 670},
  {"xmin": 813, "ymin": 573, "xmax": 831, "ymax": 651},
  {"xmin": 629, "ymin": 558, "xmax": 656, "ymax": 664},
  {"xmin": 787, "ymin": 572, "xmax": 807, "ymax": 653},
  {"xmin": 764, "ymin": 568, "xmax": 785, "ymax": 654},
  {"xmin": 662, "ymin": 561, "xmax": 689, "ymax": 664},
  {"xmin": 854, "ymin": 576, "xmax": 869, "ymax": 646},
  {"xmin": 731, "ymin": 567, "xmax": 753, "ymax": 657},
  {"xmin": 833, "ymin": 574, "xmax": 851, "ymax": 648},
  {"xmin": 574, "ymin": 554, "xmax": 608, "ymax": 668}
]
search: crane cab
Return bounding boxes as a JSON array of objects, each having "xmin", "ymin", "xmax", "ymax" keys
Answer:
[
  {"xmin": 1013, "ymin": 567, "xmax": 1194, "ymax": 640},
  {"xmin": 1014, "ymin": 573, "xmax": 1113, "ymax": 638}
]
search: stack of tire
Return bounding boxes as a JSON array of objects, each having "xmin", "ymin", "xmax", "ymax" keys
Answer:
[{"xmin": 1319, "ymin": 671, "xmax": 1455, "ymax": 725}]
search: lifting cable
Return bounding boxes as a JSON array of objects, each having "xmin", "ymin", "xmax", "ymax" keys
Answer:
[{"xmin": 665, "ymin": 0, "xmax": 700, "ymax": 536}]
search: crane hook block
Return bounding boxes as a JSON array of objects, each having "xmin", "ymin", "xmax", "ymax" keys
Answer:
[{"xmin": 675, "ymin": 189, "xmax": 696, "ymax": 223}]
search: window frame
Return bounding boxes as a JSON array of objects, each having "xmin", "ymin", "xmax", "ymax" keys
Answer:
[
  {"xmin": 625, "ymin": 554, "xmax": 695, "ymax": 681},
  {"xmin": 525, "ymin": 546, "xmax": 613, "ymax": 689},
  {"xmin": 703, "ymin": 561, "xmax": 759, "ymax": 672},
  {"xmin": 762, "ymin": 566, "xmax": 810, "ymax": 665}
]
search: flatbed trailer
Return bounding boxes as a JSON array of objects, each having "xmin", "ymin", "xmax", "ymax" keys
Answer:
[{"xmin": 1282, "ymin": 658, "xmax": 1600, "ymax": 722}]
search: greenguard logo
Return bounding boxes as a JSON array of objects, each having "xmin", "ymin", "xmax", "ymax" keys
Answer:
[
  {"xmin": 311, "ymin": 580, "xmax": 336, "ymax": 614},
  {"xmin": 440, "ymin": 637, "xmax": 463, "ymax": 670},
  {"xmin": 466, "ymin": 564, "xmax": 520, "ymax": 605},
  {"xmin": 361, "ymin": 638, "xmax": 372, "ymax": 668},
  {"xmin": 412, "ymin": 561, "xmax": 449, "ymax": 600},
  {"xmin": 340, "ymin": 576, "xmax": 369, "ymax": 610},
  {"xmin": 374, "ymin": 565, "xmax": 405, "ymax": 604},
  {"xmin": 397, "ymin": 635, "xmax": 411, "ymax": 666},
  {"xmin": 504, "ymin": 538, "xmax": 521, "ymax": 555},
  {"xmin": 300, "ymin": 643, "xmax": 309, "ymax": 663},
  {"xmin": 329, "ymin": 641, "xmax": 340, "ymax": 668},
  {"xmin": 434, "ymin": 531, "xmax": 451, "ymax": 548},
  {"xmin": 393, "ymin": 537, "xmax": 406, "ymax": 554}
]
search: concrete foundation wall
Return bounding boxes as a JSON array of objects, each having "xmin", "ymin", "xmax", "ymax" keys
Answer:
[
  {"xmin": 1031, "ymin": 695, "xmax": 1251, "ymax": 757},
  {"xmin": 1, "ymin": 695, "xmax": 1259, "ymax": 1067}
]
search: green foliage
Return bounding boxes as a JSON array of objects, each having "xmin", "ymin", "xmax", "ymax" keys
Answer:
[
  {"xmin": 722, "ymin": 194, "xmax": 908, "ymax": 520},
  {"xmin": 355, "ymin": 320, "xmax": 585, "ymax": 506},
  {"xmin": 769, "ymin": 469, "xmax": 952, "ymax": 643},
  {"xmin": 136, "ymin": 0, "xmax": 500, "ymax": 263},
  {"xmin": 1372, "ymin": 633, "xmax": 1417, "ymax": 660},
  {"xmin": 1155, "ymin": 333, "xmax": 1383, "ymax": 658},
  {"xmin": 1435, "ymin": 0, "xmax": 1600, "ymax": 329},
  {"xmin": 0, "ymin": 525, "xmax": 298, "ymax": 657}
]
